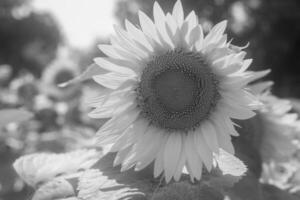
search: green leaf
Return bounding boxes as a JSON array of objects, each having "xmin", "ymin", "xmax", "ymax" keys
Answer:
[
  {"xmin": 214, "ymin": 149, "xmax": 247, "ymax": 177},
  {"xmin": 90, "ymin": 153, "xmax": 158, "ymax": 199},
  {"xmin": 32, "ymin": 178, "xmax": 75, "ymax": 200},
  {"xmin": 77, "ymin": 168, "xmax": 148, "ymax": 200},
  {"xmin": 13, "ymin": 149, "xmax": 101, "ymax": 187}
]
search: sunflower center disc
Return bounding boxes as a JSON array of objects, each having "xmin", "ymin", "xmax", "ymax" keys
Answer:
[
  {"xmin": 154, "ymin": 70, "xmax": 197, "ymax": 112},
  {"xmin": 137, "ymin": 50, "xmax": 219, "ymax": 132}
]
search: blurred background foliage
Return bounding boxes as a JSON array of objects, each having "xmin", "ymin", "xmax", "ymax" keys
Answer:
[
  {"xmin": 0, "ymin": 0, "xmax": 300, "ymax": 199},
  {"xmin": 0, "ymin": 0, "xmax": 62, "ymax": 80}
]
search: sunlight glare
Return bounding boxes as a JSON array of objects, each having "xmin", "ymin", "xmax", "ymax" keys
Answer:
[{"xmin": 32, "ymin": 0, "xmax": 117, "ymax": 48}]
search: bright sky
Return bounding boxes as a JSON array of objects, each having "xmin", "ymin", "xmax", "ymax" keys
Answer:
[{"xmin": 32, "ymin": 0, "xmax": 117, "ymax": 48}]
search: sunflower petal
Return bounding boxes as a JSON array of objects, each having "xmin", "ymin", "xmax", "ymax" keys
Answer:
[
  {"xmin": 164, "ymin": 134, "xmax": 182, "ymax": 182},
  {"xmin": 172, "ymin": 0, "xmax": 184, "ymax": 26}
]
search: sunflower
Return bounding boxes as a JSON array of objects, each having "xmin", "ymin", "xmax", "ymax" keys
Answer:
[
  {"xmin": 41, "ymin": 57, "xmax": 80, "ymax": 101},
  {"xmin": 251, "ymin": 83, "xmax": 300, "ymax": 191},
  {"xmin": 90, "ymin": 0, "xmax": 267, "ymax": 182},
  {"xmin": 261, "ymin": 161, "xmax": 297, "ymax": 190},
  {"xmin": 251, "ymin": 83, "xmax": 300, "ymax": 163}
]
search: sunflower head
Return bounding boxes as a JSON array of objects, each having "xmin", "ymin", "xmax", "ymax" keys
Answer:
[
  {"xmin": 250, "ymin": 82, "xmax": 300, "ymax": 163},
  {"xmin": 42, "ymin": 59, "xmax": 78, "ymax": 87},
  {"xmin": 136, "ymin": 49, "xmax": 220, "ymax": 132},
  {"xmin": 41, "ymin": 58, "xmax": 81, "ymax": 101},
  {"xmin": 90, "ymin": 0, "xmax": 267, "ymax": 182}
]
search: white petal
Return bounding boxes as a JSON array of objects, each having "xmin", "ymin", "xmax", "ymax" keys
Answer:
[
  {"xmin": 125, "ymin": 19, "xmax": 154, "ymax": 52},
  {"xmin": 88, "ymin": 93, "xmax": 135, "ymax": 118},
  {"xmin": 93, "ymin": 72, "xmax": 136, "ymax": 90},
  {"xmin": 194, "ymin": 25, "xmax": 204, "ymax": 51},
  {"xmin": 220, "ymin": 76, "xmax": 248, "ymax": 89},
  {"xmin": 217, "ymin": 134, "xmax": 234, "ymax": 155},
  {"xmin": 203, "ymin": 20, "xmax": 227, "ymax": 47},
  {"xmin": 109, "ymin": 126, "xmax": 138, "ymax": 153},
  {"xmin": 221, "ymin": 90, "xmax": 260, "ymax": 108},
  {"xmin": 121, "ymin": 149, "xmax": 142, "ymax": 171},
  {"xmin": 154, "ymin": 136, "xmax": 168, "ymax": 178},
  {"xmin": 113, "ymin": 146, "xmax": 133, "ymax": 167},
  {"xmin": 87, "ymin": 86, "xmax": 132, "ymax": 107},
  {"xmin": 184, "ymin": 134, "xmax": 203, "ymax": 181},
  {"xmin": 166, "ymin": 13, "xmax": 182, "ymax": 47},
  {"xmin": 238, "ymin": 59, "xmax": 253, "ymax": 73},
  {"xmin": 193, "ymin": 131, "xmax": 213, "ymax": 171},
  {"xmin": 98, "ymin": 44, "xmax": 124, "ymax": 59},
  {"xmin": 221, "ymin": 70, "xmax": 270, "ymax": 91},
  {"xmin": 201, "ymin": 121, "xmax": 219, "ymax": 153},
  {"xmin": 215, "ymin": 34, "xmax": 228, "ymax": 48},
  {"xmin": 164, "ymin": 134, "xmax": 182, "ymax": 182},
  {"xmin": 214, "ymin": 51, "xmax": 246, "ymax": 74},
  {"xmin": 138, "ymin": 11, "xmax": 160, "ymax": 43},
  {"xmin": 222, "ymin": 114, "xmax": 240, "ymax": 136},
  {"xmin": 185, "ymin": 11, "xmax": 198, "ymax": 32},
  {"xmin": 172, "ymin": 0, "xmax": 184, "ymax": 27},
  {"xmin": 245, "ymin": 69, "xmax": 271, "ymax": 84},
  {"xmin": 121, "ymin": 128, "xmax": 164, "ymax": 172},
  {"xmin": 173, "ymin": 149, "xmax": 186, "ymax": 181},
  {"xmin": 189, "ymin": 25, "xmax": 202, "ymax": 47},
  {"xmin": 135, "ymin": 130, "xmax": 165, "ymax": 171},
  {"xmin": 111, "ymin": 118, "xmax": 149, "ymax": 153},
  {"xmin": 233, "ymin": 51, "xmax": 247, "ymax": 63},
  {"xmin": 166, "ymin": 13, "xmax": 178, "ymax": 35},
  {"xmin": 153, "ymin": 2, "xmax": 174, "ymax": 48},
  {"xmin": 221, "ymin": 100, "xmax": 256, "ymax": 120},
  {"xmin": 98, "ymin": 44, "xmax": 142, "ymax": 65},
  {"xmin": 96, "ymin": 107, "xmax": 140, "ymax": 146},
  {"xmin": 207, "ymin": 47, "xmax": 229, "ymax": 62},
  {"xmin": 120, "ymin": 147, "xmax": 137, "ymax": 171},
  {"xmin": 153, "ymin": 2, "xmax": 165, "ymax": 24},
  {"xmin": 219, "ymin": 62, "xmax": 244, "ymax": 76},
  {"xmin": 109, "ymin": 35, "xmax": 143, "ymax": 62},
  {"xmin": 113, "ymin": 25, "xmax": 149, "ymax": 59},
  {"xmin": 94, "ymin": 57, "xmax": 135, "ymax": 75},
  {"xmin": 211, "ymin": 117, "xmax": 235, "ymax": 154}
]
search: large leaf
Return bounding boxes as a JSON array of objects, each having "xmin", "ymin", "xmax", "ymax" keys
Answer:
[
  {"xmin": 214, "ymin": 149, "xmax": 247, "ymax": 177},
  {"xmin": 32, "ymin": 178, "xmax": 76, "ymax": 200},
  {"xmin": 77, "ymin": 169, "xmax": 145, "ymax": 200},
  {"xmin": 13, "ymin": 149, "xmax": 101, "ymax": 187},
  {"xmin": 88, "ymin": 153, "xmax": 154, "ymax": 200},
  {"xmin": 27, "ymin": 152, "xmax": 250, "ymax": 200}
]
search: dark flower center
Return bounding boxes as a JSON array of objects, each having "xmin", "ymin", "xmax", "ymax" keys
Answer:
[
  {"xmin": 54, "ymin": 69, "xmax": 75, "ymax": 85},
  {"xmin": 137, "ymin": 50, "xmax": 219, "ymax": 132}
]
